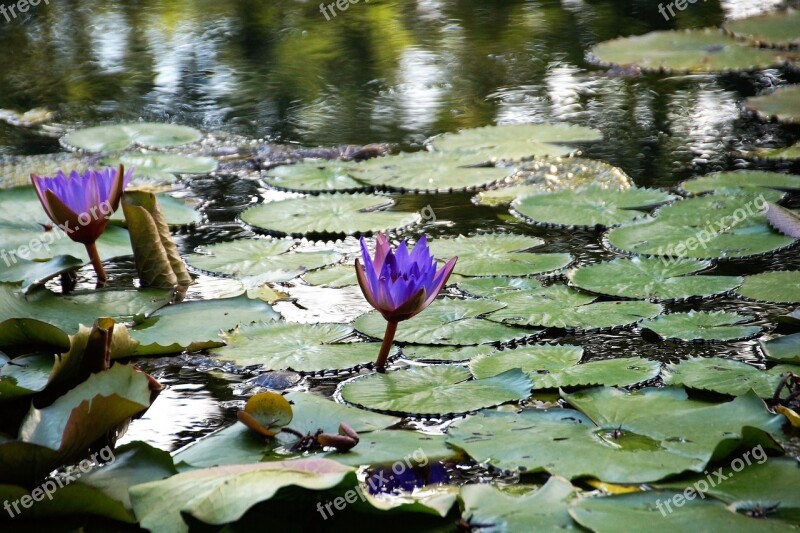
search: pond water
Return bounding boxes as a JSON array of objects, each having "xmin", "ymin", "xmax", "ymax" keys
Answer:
[{"xmin": 1, "ymin": 0, "xmax": 799, "ymax": 470}]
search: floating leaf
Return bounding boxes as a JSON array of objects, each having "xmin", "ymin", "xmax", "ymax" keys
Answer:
[
  {"xmin": 736, "ymin": 271, "xmax": 800, "ymax": 303},
  {"xmin": 487, "ymin": 286, "xmax": 662, "ymax": 331},
  {"xmin": 589, "ymin": 28, "xmax": 793, "ymax": 73},
  {"xmin": 761, "ymin": 333, "xmax": 800, "ymax": 363},
  {"xmin": 446, "ymin": 387, "xmax": 783, "ymax": 483},
  {"xmin": 263, "ymin": 162, "xmax": 369, "ymax": 193},
  {"xmin": 455, "ymin": 276, "xmax": 544, "ymax": 297},
  {"xmin": 0, "ymin": 255, "xmax": 84, "ymax": 291},
  {"xmin": 746, "ymin": 85, "xmax": 800, "ymax": 124},
  {"xmin": 640, "ymin": 311, "xmax": 762, "ymax": 343},
  {"xmin": 429, "ymin": 123, "xmax": 602, "ymax": 162},
  {"xmin": 353, "ymin": 298, "xmax": 542, "ymax": 345},
  {"xmin": 241, "ymin": 194, "xmax": 420, "ymax": 238},
  {"xmin": 512, "ymin": 186, "xmax": 674, "ymax": 229},
  {"xmin": 302, "ymin": 264, "xmax": 357, "ymax": 287},
  {"xmin": 679, "ymin": 170, "xmax": 800, "ymax": 198},
  {"xmin": 215, "ymin": 322, "xmax": 389, "ymax": 373},
  {"xmin": 401, "ymin": 344, "xmax": 498, "ymax": 363},
  {"xmin": 765, "ymin": 203, "xmax": 800, "ymax": 238},
  {"xmin": 568, "ymin": 257, "xmax": 742, "ymax": 302},
  {"xmin": 62, "ymin": 123, "xmax": 202, "ymax": 152},
  {"xmin": 340, "ymin": 366, "xmax": 531, "ymax": 416},
  {"xmin": 756, "ymin": 141, "xmax": 800, "ymax": 160},
  {"xmin": 321, "ymin": 429, "xmax": 455, "ymax": 467},
  {"xmin": 723, "ymin": 9, "xmax": 800, "ymax": 49},
  {"xmin": 237, "ymin": 392, "xmax": 293, "ymax": 437},
  {"xmin": 349, "ymin": 151, "xmax": 514, "ymax": 193},
  {"xmin": 187, "ymin": 239, "xmax": 341, "ymax": 282},
  {"xmin": 663, "ymin": 357, "xmax": 794, "ymax": 398},
  {"xmin": 105, "ymin": 153, "xmax": 217, "ymax": 185},
  {"xmin": 0, "ymin": 352, "xmax": 53, "ymax": 401},
  {"xmin": 427, "ymin": 233, "xmax": 572, "ymax": 277}
]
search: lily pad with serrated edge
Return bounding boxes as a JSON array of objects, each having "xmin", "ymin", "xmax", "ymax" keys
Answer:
[
  {"xmin": 241, "ymin": 193, "xmax": 420, "ymax": 238},
  {"xmin": 302, "ymin": 264, "xmax": 357, "ymax": 288},
  {"xmin": 339, "ymin": 365, "xmax": 532, "ymax": 416},
  {"xmin": 588, "ymin": 28, "xmax": 795, "ymax": 74},
  {"xmin": 639, "ymin": 311, "xmax": 762, "ymax": 343},
  {"xmin": 428, "ymin": 233, "xmax": 572, "ymax": 277},
  {"xmin": 736, "ymin": 270, "xmax": 800, "ymax": 303},
  {"xmin": 761, "ymin": 332, "xmax": 800, "ymax": 363},
  {"xmin": 568, "ymin": 257, "xmax": 742, "ymax": 302},
  {"xmin": 512, "ymin": 185, "xmax": 674, "ymax": 229},
  {"xmin": 604, "ymin": 192, "xmax": 795, "ymax": 260},
  {"xmin": 349, "ymin": 151, "xmax": 514, "ymax": 193},
  {"xmin": 429, "ymin": 123, "xmax": 602, "ymax": 163},
  {"xmin": 473, "ymin": 157, "xmax": 632, "ymax": 207},
  {"xmin": 486, "ymin": 285, "xmax": 662, "ymax": 332},
  {"xmin": 353, "ymin": 297, "xmax": 543, "ymax": 345},
  {"xmin": 679, "ymin": 170, "xmax": 800, "ymax": 198},
  {"xmin": 187, "ymin": 239, "xmax": 341, "ymax": 282},
  {"xmin": 663, "ymin": 357, "xmax": 794, "ymax": 398},
  {"xmin": 262, "ymin": 162, "xmax": 369, "ymax": 193},
  {"xmin": 723, "ymin": 9, "xmax": 800, "ymax": 49},
  {"xmin": 401, "ymin": 344, "xmax": 498, "ymax": 363},
  {"xmin": 746, "ymin": 85, "xmax": 800, "ymax": 124},
  {"xmin": 471, "ymin": 344, "xmax": 660, "ymax": 389},
  {"xmin": 446, "ymin": 387, "xmax": 784, "ymax": 483},
  {"xmin": 214, "ymin": 322, "xmax": 392, "ymax": 374},
  {"xmin": 455, "ymin": 276, "xmax": 544, "ymax": 297},
  {"xmin": 61, "ymin": 123, "xmax": 202, "ymax": 152}
]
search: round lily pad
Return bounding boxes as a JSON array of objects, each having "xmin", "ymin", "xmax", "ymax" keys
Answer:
[
  {"xmin": 746, "ymin": 85, "xmax": 800, "ymax": 124},
  {"xmin": 349, "ymin": 151, "xmax": 514, "ymax": 193},
  {"xmin": 589, "ymin": 28, "xmax": 792, "ymax": 73},
  {"xmin": 302, "ymin": 264, "xmax": 357, "ymax": 288},
  {"xmin": 487, "ymin": 285, "xmax": 663, "ymax": 331},
  {"xmin": 215, "ymin": 322, "xmax": 389, "ymax": 373},
  {"xmin": 663, "ymin": 357, "xmax": 794, "ymax": 398},
  {"xmin": 605, "ymin": 192, "xmax": 795, "ymax": 260},
  {"xmin": 400, "ymin": 344, "xmax": 498, "ymax": 363},
  {"xmin": 263, "ymin": 162, "xmax": 369, "ymax": 193},
  {"xmin": 429, "ymin": 123, "xmax": 602, "ymax": 162},
  {"xmin": 353, "ymin": 298, "xmax": 543, "ymax": 345},
  {"xmin": 427, "ymin": 233, "xmax": 572, "ymax": 277},
  {"xmin": 62, "ymin": 123, "xmax": 203, "ymax": 152},
  {"xmin": 238, "ymin": 392, "xmax": 293, "ymax": 436},
  {"xmin": 679, "ymin": 170, "xmax": 800, "ymax": 198},
  {"xmin": 240, "ymin": 194, "xmax": 420, "ymax": 238},
  {"xmin": 339, "ymin": 365, "xmax": 532, "ymax": 416},
  {"xmin": 511, "ymin": 185, "xmax": 674, "ymax": 229},
  {"xmin": 639, "ymin": 311, "xmax": 763, "ymax": 343},
  {"xmin": 724, "ymin": 10, "xmax": 800, "ymax": 49},
  {"xmin": 568, "ymin": 257, "xmax": 743, "ymax": 302},
  {"xmin": 455, "ymin": 276, "xmax": 544, "ymax": 298},
  {"xmin": 187, "ymin": 239, "xmax": 341, "ymax": 282},
  {"xmin": 735, "ymin": 270, "xmax": 800, "ymax": 303}
]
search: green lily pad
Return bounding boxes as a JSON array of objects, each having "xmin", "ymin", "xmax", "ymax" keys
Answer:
[
  {"xmin": 569, "ymin": 491, "xmax": 797, "ymax": 533},
  {"xmin": 187, "ymin": 239, "xmax": 341, "ymax": 282},
  {"xmin": 455, "ymin": 276, "xmax": 544, "ymax": 297},
  {"xmin": 427, "ymin": 233, "xmax": 572, "ymax": 277},
  {"xmin": 302, "ymin": 264, "xmax": 357, "ymax": 287},
  {"xmin": 62, "ymin": 123, "xmax": 203, "ymax": 152},
  {"xmin": 130, "ymin": 294, "xmax": 280, "ymax": 356},
  {"xmin": 241, "ymin": 193, "xmax": 420, "ymax": 238},
  {"xmin": 512, "ymin": 186, "xmax": 674, "ymax": 229},
  {"xmin": 446, "ymin": 387, "xmax": 784, "ymax": 482},
  {"xmin": 401, "ymin": 344, "xmax": 498, "ymax": 363},
  {"xmin": 724, "ymin": 9, "xmax": 800, "ymax": 49},
  {"xmin": 339, "ymin": 365, "xmax": 532, "ymax": 416},
  {"xmin": 746, "ymin": 85, "xmax": 800, "ymax": 124},
  {"xmin": 353, "ymin": 298, "xmax": 542, "ymax": 345},
  {"xmin": 568, "ymin": 257, "xmax": 743, "ymax": 302},
  {"xmin": 214, "ymin": 322, "xmax": 390, "ymax": 373},
  {"xmin": 321, "ymin": 429, "xmax": 455, "ymax": 467},
  {"xmin": 605, "ymin": 192, "xmax": 794, "ymax": 260},
  {"xmin": 760, "ymin": 333, "xmax": 800, "ymax": 363},
  {"xmin": 663, "ymin": 357, "xmax": 794, "ymax": 398},
  {"xmin": 0, "ymin": 352, "xmax": 54, "ymax": 401},
  {"xmin": 679, "ymin": 170, "xmax": 800, "ymax": 198},
  {"xmin": 461, "ymin": 477, "xmax": 579, "ymax": 531},
  {"xmin": 756, "ymin": 141, "xmax": 800, "ymax": 160},
  {"xmin": 106, "ymin": 153, "xmax": 217, "ymax": 184},
  {"xmin": 349, "ymin": 151, "xmax": 514, "ymax": 193},
  {"xmin": 589, "ymin": 28, "xmax": 793, "ymax": 73},
  {"xmin": 640, "ymin": 311, "xmax": 762, "ymax": 343},
  {"xmin": 112, "ymin": 193, "xmax": 200, "ymax": 227},
  {"xmin": 263, "ymin": 162, "xmax": 369, "ymax": 193},
  {"xmin": 471, "ymin": 345, "xmax": 660, "ymax": 388},
  {"xmin": 429, "ymin": 123, "xmax": 602, "ymax": 162},
  {"xmin": 473, "ymin": 157, "xmax": 632, "ymax": 207},
  {"xmin": 487, "ymin": 285, "xmax": 663, "ymax": 331},
  {"xmin": 0, "ymin": 255, "xmax": 84, "ymax": 291},
  {"xmin": 736, "ymin": 271, "xmax": 800, "ymax": 303}
]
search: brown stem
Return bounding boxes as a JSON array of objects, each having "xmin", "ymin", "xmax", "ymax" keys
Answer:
[
  {"xmin": 85, "ymin": 242, "xmax": 107, "ymax": 288},
  {"xmin": 375, "ymin": 320, "xmax": 398, "ymax": 373}
]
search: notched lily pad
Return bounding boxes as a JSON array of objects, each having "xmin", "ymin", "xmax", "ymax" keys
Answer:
[
  {"xmin": 679, "ymin": 170, "xmax": 800, "ymax": 199},
  {"xmin": 723, "ymin": 9, "xmax": 800, "ymax": 49},
  {"xmin": 736, "ymin": 271, "xmax": 800, "ymax": 303},
  {"xmin": 663, "ymin": 357, "xmax": 794, "ymax": 398},
  {"xmin": 639, "ymin": 310, "xmax": 763, "ymax": 343},
  {"xmin": 263, "ymin": 162, "xmax": 369, "ymax": 193},
  {"xmin": 62, "ymin": 123, "xmax": 203, "ymax": 152},
  {"xmin": 746, "ymin": 85, "xmax": 800, "ymax": 124}
]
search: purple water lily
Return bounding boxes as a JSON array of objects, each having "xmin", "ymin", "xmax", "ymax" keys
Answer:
[
  {"xmin": 356, "ymin": 232, "xmax": 457, "ymax": 371},
  {"xmin": 31, "ymin": 164, "xmax": 132, "ymax": 285}
]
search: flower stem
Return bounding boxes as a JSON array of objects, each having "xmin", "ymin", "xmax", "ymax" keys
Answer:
[
  {"xmin": 85, "ymin": 242, "xmax": 107, "ymax": 288},
  {"xmin": 375, "ymin": 320, "xmax": 398, "ymax": 373}
]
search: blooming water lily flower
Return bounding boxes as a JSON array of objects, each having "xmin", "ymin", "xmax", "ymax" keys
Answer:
[
  {"xmin": 355, "ymin": 233, "xmax": 457, "ymax": 371},
  {"xmin": 31, "ymin": 164, "xmax": 132, "ymax": 285}
]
